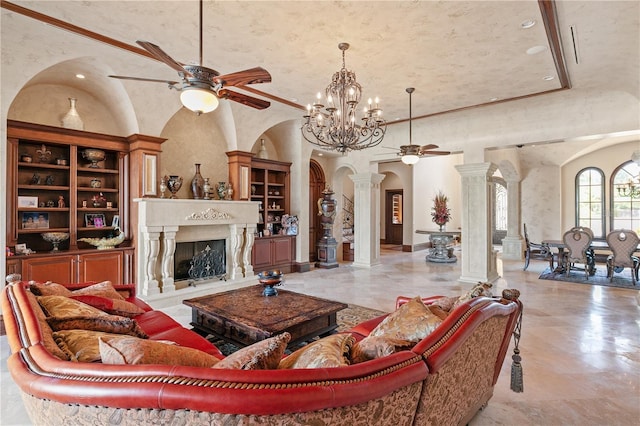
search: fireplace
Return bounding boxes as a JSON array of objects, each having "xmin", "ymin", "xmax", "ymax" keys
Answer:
[
  {"xmin": 174, "ymin": 240, "xmax": 226, "ymax": 282},
  {"xmin": 135, "ymin": 199, "xmax": 259, "ymax": 297}
]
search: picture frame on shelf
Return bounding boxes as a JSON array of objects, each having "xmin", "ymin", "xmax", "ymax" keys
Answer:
[
  {"xmin": 15, "ymin": 243, "xmax": 27, "ymax": 254},
  {"xmin": 22, "ymin": 212, "xmax": 48, "ymax": 229},
  {"xmin": 18, "ymin": 196, "xmax": 38, "ymax": 208},
  {"xmin": 111, "ymin": 215, "xmax": 120, "ymax": 229},
  {"xmin": 85, "ymin": 213, "xmax": 106, "ymax": 228}
]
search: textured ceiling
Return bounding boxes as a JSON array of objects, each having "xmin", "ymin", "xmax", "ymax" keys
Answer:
[{"xmin": 2, "ymin": 1, "xmax": 639, "ymax": 131}]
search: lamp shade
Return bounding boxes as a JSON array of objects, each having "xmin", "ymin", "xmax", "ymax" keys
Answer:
[
  {"xmin": 401, "ymin": 154, "xmax": 420, "ymax": 165},
  {"xmin": 180, "ymin": 87, "xmax": 219, "ymax": 114}
]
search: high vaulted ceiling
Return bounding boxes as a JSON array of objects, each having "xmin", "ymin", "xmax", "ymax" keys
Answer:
[{"xmin": 2, "ymin": 0, "xmax": 638, "ymax": 128}]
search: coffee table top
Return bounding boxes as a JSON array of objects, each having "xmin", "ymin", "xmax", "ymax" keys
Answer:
[{"xmin": 183, "ymin": 285, "xmax": 348, "ymax": 335}]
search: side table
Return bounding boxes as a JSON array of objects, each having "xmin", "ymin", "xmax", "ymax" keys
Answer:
[{"xmin": 416, "ymin": 230, "xmax": 461, "ymax": 263}]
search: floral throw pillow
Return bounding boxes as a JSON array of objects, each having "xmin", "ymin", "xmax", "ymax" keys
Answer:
[
  {"xmin": 99, "ymin": 335, "xmax": 220, "ymax": 367},
  {"xmin": 279, "ymin": 333, "xmax": 356, "ymax": 369},
  {"xmin": 214, "ymin": 332, "xmax": 291, "ymax": 370},
  {"xmin": 369, "ymin": 296, "xmax": 442, "ymax": 342}
]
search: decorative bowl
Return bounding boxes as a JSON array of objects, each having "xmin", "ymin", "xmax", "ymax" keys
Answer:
[
  {"xmin": 258, "ymin": 270, "xmax": 283, "ymax": 296},
  {"xmin": 82, "ymin": 148, "xmax": 106, "ymax": 168},
  {"xmin": 42, "ymin": 232, "xmax": 70, "ymax": 251},
  {"xmin": 78, "ymin": 230, "xmax": 125, "ymax": 250}
]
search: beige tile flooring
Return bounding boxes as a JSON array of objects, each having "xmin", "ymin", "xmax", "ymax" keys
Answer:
[{"xmin": 2, "ymin": 245, "xmax": 639, "ymax": 425}]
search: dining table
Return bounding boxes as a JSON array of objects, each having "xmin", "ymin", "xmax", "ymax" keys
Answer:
[{"xmin": 541, "ymin": 239, "xmax": 640, "ymax": 274}]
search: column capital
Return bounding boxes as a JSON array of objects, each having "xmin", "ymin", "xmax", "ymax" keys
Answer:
[
  {"xmin": 349, "ymin": 172, "xmax": 385, "ymax": 185},
  {"xmin": 455, "ymin": 162, "xmax": 498, "ymax": 177}
]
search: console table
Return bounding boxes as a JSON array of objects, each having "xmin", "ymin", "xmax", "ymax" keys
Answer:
[{"xmin": 416, "ymin": 230, "xmax": 461, "ymax": 263}]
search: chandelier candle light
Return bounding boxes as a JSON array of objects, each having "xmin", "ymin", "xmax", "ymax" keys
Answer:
[{"xmin": 302, "ymin": 42, "xmax": 386, "ymax": 153}]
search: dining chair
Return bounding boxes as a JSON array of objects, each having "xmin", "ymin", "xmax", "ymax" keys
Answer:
[
  {"xmin": 523, "ymin": 223, "xmax": 551, "ymax": 271},
  {"xmin": 605, "ymin": 229, "xmax": 640, "ymax": 284},
  {"xmin": 562, "ymin": 228, "xmax": 593, "ymax": 279},
  {"xmin": 569, "ymin": 226, "xmax": 596, "ymax": 271}
]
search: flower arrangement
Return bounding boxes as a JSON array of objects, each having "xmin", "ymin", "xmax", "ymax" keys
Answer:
[{"xmin": 431, "ymin": 191, "xmax": 451, "ymax": 228}]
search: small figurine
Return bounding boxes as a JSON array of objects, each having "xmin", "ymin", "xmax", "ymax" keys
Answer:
[
  {"xmin": 225, "ymin": 183, "xmax": 233, "ymax": 200},
  {"xmin": 45, "ymin": 175, "xmax": 55, "ymax": 185},
  {"xmin": 30, "ymin": 173, "xmax": 41, "ymax": 185},
  {"xmin": 57, "ymin": 195, "xmax": 65, "ymax": 208}
]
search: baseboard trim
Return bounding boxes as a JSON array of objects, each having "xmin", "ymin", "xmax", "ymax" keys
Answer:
[{"xmin": 294, "ymin": 262, "xmax": 312, "ymax": 273}]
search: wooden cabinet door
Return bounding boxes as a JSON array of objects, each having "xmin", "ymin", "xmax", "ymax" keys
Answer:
[
  {"xmin": 79, "ymin": 251, "xmax": 124, "ymax": 284},
  {"xmin": 22, "ymin": 255, "xmax": 75, "ymax": 284},
  {"xmin": 252, "ymin": 238, "xmax": 273, "ymax": 271},
  {"xmin": 272, "ymin": 237, "xmax": 293, "ymax": 265}
]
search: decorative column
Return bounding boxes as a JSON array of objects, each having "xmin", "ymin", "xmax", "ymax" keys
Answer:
[
  {"xmin": 160, "ymin": 226, "xmax": 178, "ymax": 293},
  {"xmin": 501, "ymin": 178, "xmax": 525, "ymax": 260},
  {"xmin": 349, "ymin": 173, "xmax": 385, "ymax": 268},
  {"xmin": 140, "ymin": 226, "xmax": 162, "ymax": 296},
  {"xmin": 455, "ymin": 163, "xmax": 499, "ymax": 283},
  {"xmin": 316, "ymin": 186, "xmax": 339, "ymax": 269},
  {"xmin": 229, "ymin": 224, "xmax": 244, "ymax": 280},
  {"xmin": 243, "ymin": 224, "xmax": 257, "ymax": 277}
]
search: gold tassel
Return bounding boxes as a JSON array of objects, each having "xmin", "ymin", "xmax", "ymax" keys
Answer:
[
  {"xmin": 510, "ymin": 307, "xmax": 524, "ymax": 392},
  {"xmin": 510, "ymin": 348, "xmax": 523, "ymax": 392}
]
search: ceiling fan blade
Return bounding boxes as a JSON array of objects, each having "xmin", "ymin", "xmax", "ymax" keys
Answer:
[
  {"xmin": 136, "ymin": 40, "xmax": 192, "ymax": 77},
  {"xmin": 218, "ymin": 89, "xmax": 271, "ymax": 110},
  {"xmin": 420, "ymin": 150, "xmax": 451, "ymax": 156},
  {"xmin": 419, "ymin": 144, "xmax": 439, "ymax": 151},
  {"xmin": 214, "ymin": 67, "xmax": 272, "ymax": 87},
  {"xmin": 109, "ymin": 75, "xmax": 179, "ymax": 85}
]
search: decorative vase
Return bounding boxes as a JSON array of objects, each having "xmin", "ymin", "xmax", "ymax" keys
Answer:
[
  {"xmin": 202, "ymin": 178, "xmax": 211, "ymax": 200},
  {"xmin": 166, "ymin": 175, "xmax": 183, "ymax": 199},
  {"xmin": 216, "ymin": 181, "xmax": 226, "ymax": 200},
  {"xmin": 257, "ymin": 139, "xmax": 268, "ymax": 159},
  {"xmin": 159, "ymin": 176, "xmax": 167, "ymax": 198},
  {"xmin": 61, "ymin": 97, "xmax": 84, "ymax": 130},
  {"xmin": 439, "ymin": 223, "xmax": 446, "ymax": 232},
  {"xmin": 191, "ymin": 163, "xmax": 204, "ymax": 199}
]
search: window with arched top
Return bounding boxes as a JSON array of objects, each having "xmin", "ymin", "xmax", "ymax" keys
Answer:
[
  {"xmin": 611, "ymin": 161, "xmax": 640, "ymax": 233},
  {"xmin": 575, "ymin": 167, "xmax": 605, "ymax": 238}
]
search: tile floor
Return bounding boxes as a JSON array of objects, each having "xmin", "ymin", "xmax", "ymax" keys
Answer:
[{"xmin": 2, "ymin": 246, "xmax": 639, "ymax": 425}]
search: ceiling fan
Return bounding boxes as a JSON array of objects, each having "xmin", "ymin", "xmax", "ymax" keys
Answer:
[
  {"xmin": 109, "ymin": 0, "xmax": 271, "ymax": 114},
  {"xmin": 384, "ymin": 88, "xmax": 450, "ymax": 165}
]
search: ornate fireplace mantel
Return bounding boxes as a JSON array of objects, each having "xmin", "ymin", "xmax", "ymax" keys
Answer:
[{"xmin": 135, "ymin": 198, "xmax": 259, "ymax": 298}]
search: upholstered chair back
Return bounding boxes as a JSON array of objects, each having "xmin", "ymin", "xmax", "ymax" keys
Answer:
[
  {"xmin": 606, "ymin": 230, "xmax": 640, "ymax": 268},
  {"xmin": 563, "ymin": 228, "xmax": 592, "ymax": 262}
]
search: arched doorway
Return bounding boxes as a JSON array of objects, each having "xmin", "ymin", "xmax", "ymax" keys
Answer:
[{"xmin": 309, "ymin": 159, "xmax": 326, "ymax": 262}]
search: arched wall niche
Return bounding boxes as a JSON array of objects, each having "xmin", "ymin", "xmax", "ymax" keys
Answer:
[
  {"xmin": 7, "ymin": 57, "xmax": 138, "ymax": 135},
  {"xmin": 332, "ymin": 164, "xmax": 356, "ymax": 261}
]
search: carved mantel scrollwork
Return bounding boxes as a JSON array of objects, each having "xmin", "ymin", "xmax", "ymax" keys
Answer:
[{"xmin": 185, "ymin": 208, "xmax": 232, "ymax": 221}]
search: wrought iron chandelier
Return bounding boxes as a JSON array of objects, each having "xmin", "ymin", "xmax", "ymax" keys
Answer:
[
  {"xmin": 616, "ymin": 178, "xmax": 640, "ymax": 198},
  {"xmin": 302, "ymin": 42, "xmax": 386, "ymax": 153}
]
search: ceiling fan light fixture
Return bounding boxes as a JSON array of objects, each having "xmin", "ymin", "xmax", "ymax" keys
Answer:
[
  {"xmin": 401, "ymin": 154, "xmax": 420, "ymax": 165},
  {"xmin": 180, "ymin": 87, "xmax": 219, "ymax": 115}
]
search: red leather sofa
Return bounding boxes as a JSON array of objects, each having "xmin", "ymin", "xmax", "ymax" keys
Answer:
[{"xmin": 2, "ymin": 274, "xmax": 522, "ymax": 426}]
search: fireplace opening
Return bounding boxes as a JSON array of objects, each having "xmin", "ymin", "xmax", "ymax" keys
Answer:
[{"xmin": 174, "ymin": 240, "xmax": 226, "ymax": 282}]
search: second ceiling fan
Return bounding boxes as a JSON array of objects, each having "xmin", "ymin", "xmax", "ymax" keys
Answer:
[
  {"xmin": 397, "ymin": 87, "xmax": 450, "ymax": 164},
  {"xmin": 109, "ymin": 0, "xmax": 271, "ymax": 114}
]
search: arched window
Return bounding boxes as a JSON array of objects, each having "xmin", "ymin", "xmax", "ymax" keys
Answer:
[
  {"xmin": 575, "ymin": 167, "xmax": 605, "ymax": 238},
  {"xmin": 611, "ymin": 161, "xmax": 640, "ymax": 232}
]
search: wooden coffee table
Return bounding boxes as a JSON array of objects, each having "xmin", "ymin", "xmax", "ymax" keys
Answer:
[{"xmin": 183, "ymin": 285, "xmax": 348, "ymax": 348}]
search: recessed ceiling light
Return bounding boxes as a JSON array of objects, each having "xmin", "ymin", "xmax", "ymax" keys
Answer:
[
  {"xmin": 543, "ymin": 75, "xmax": 555, "ymax": 81},
  {"xmin": 526, "ymin": 45, "xmax": 547, "ymax": 55},
  {"xmin": 75, "ymin": 74, "xmax": 85, "ymax": 79},
  {"xmin": 317, "ymin": 152, "xmax": 323, "ymax": 156},
  {"xmin": 489, "ymin": 97, "xmax": 499, "ymax": 102},
  {"xmin": 521, "ymin": 19, "xmax": 536, "ymax": 29}
]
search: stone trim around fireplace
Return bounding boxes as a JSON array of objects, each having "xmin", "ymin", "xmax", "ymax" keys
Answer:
[{"xmin": 135, "ymin": 199, "xmax": 259, "ymax": 298}]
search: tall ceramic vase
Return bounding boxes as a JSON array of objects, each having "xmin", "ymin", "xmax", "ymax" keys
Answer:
[
  {"xmin": 61, "ymin": 98, "xmax": 84, "ymax": 130},
  {"xmin": 191, "ymin": 163, "xmax": 204, "ymax": 199}
]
